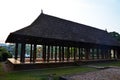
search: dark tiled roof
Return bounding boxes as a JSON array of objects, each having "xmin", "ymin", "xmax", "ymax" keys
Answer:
[{"xmin": 6, "ymin": 13, "xmax": 120, "ymax": 46}]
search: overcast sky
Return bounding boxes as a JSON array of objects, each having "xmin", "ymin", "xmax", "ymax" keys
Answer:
[{"xmin": 0, "ymin": 0, "xmax": 120, "ymax": 43}]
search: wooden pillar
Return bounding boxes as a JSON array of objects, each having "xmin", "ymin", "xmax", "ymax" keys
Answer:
[
  {"xmin": 73, "ymin": 47, "xmax": 76, "ymax": 61},
  {"xmin": 20, "ymin": 43, "xmax": 25, "ymax": 63},
  {"xmin": 92, "ymin": 48, "xmax": 94, "ymax": 60},
  {"xmin": 96, "ymin": 48, "xmax": 99, "ymax": 59},
  {"xmin": 113, "ymin": 49, "xmax": 116, "ymax": 59},
  {"xmin": 78, "ymin": 47, "xmax": 81, "ymax": 60},
  {"xmin": 104, "ymin": 48, "xmax": 108, "ymax": 59},
  {"xmin": 51, "ymin": 46, "xmax": 53, "ymax": 59},
  {"xmin": 67, "ymin": 47, "xmax": 70, "ymax": 61},
  {"xmin": 109, "ymin": 49, "xmax": 112, "ymax": 59},
  {"xmin": 42, "ymin": 45, "xmax": 46, "ymax": 61},
  {"xmin": 62, "ymin": 46, "xmax": 64, "ymax": 61},
  {"xmin": 101, "ymin": 48, "xmax": 104, "ymax": 59},
  {"xmin": 85, "ymin": 48, "xmax": 90, "ymax": 60},
  {"xmin": 117, "ymin": 49, "xmax": 120, "ymax": 59},
  {"xmin": 104, "ymin": 48, "xmax": 107, "ymax": 59},
  {"xmin": 47, "ymin": 45, "xmax": 50, "ymax": 62},
  {"xmin": 55, "ymin": 46, "xmax": 57, "ymax": 61},
  {"xmin": 70, "ymin": 47, "xmax": 72, "ymax": 60},
  {"xmin": 15, "ymin": 43, "xmax": 18, "ymax": 60},
  {"xmin": 33, "ymin": 44, "xmax": 37, "ymax": 62},
  {"xmin": 99, "ymin": 49, "xmax": 102, "ymax": 59},
  {"xmin": 59, "ymin": 46, "xmax": 61, "ymax": 61},
  {"xmin": 80, "ymin": 48, "xmax": 83, "ymax": 60},
  {"xmin": 106, "ymin": 49, "xmax": 109, "ymax": 59},
  {"xmin": 20, "ymin": 44, "xmax": 22, "ymax": 62},
  {"xmin": 107, "ymin": 49, "xmax": 111, "ymax": 59},
  {"xmin": 30, "ymin": 44, "xmax": 33, "ymax": 62}
]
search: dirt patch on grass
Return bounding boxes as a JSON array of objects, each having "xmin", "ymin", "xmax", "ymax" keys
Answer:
[{"xmin": 62, "ymin": 68, "xmax": 120, "ymax": 80}]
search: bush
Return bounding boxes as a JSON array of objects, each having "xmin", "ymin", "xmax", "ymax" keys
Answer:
[{"xmin": 0, "ymin": 47, "xmax": 12, "ymax": 61}]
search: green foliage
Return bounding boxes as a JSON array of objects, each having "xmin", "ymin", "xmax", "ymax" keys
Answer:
[
  {"xmin": 0, "ymin": 47, "xmax": 12, "ymax": 61},
  {"xmin": 109, "ymin": 31, "xmax": 120, "ymax": 41}
]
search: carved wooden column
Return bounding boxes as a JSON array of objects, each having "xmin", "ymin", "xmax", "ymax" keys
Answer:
[
  {"xmin": 109, "ymin": 49, "xmax": 112, "ymax": 59},
  {"xmin": 15, "ymin": 43, "xmax": 18, "ymax": 60},
  {"xmin": 101, "ymin": 48, "xmax": 104, "ymax": 59},
  {"xmin": 62, "ymin": 46, "xmax": 64, "ymax": 61},
  {"xmin": 80, "ymin": 48, "xmax": 83, "ymax": 60},
  {"xmin": 67, "ymin": 47, "xmax": 70, "ymax": 61},
  {"xmin": 20, "ymin": 43, "xmax": 25, "ymax": 63},
  {"xmin": 70, "ymin": 47, "xmax": 72, "ymax": 60},
  {"xmin": 30, "ymin": 44, "xmax": 33, "ymax": 62},
  {"xmin": 55, "ymin": 46, "xmax": 57, "ymax": 61},
  {"xmin": 85, "ymin": 48, "xmax": 90, "ymax": 60},
  {"xmin": 42, "ymin": 45, "xmax": 46, "ymax": 61},
  {"xmin": 92, "ymin": 48, "xmax": 94, "ymax": 60},
  {"xmin": 73, "ymin": 47, "xmax": 76, "ymax": 61},
  {"xmin": 78, "ymin": 47, "xmax": 81, "ymax": 60},
  {"xmin": 47, "ymin": 45, "xmax": 50, "ymax": 62},
  {"xmin": 96, "ymin": 48, "xmax": 99, "ymax": 59},
  {"xmin": 117, "ymin": 49, "xmax": 120, "ymax": 59},
  {"xmin": 113, "ymin": 49, "xmax": 116, "ymax": 59},
  {"xmin": 51, "ymin": 46, "xmax": 53, "ymax": 59},
  {"xmin": 59, "ymin": 46, "xmax": 61, "ymax": 61},
  {"xmin": 33, "ymin": 44, "xmax": 37, "ymax": 62}
]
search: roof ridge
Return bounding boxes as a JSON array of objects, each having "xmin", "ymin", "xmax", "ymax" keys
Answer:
[{"xmin": 33, "ymin": 13, "xmax": 107, "ymax": 33}]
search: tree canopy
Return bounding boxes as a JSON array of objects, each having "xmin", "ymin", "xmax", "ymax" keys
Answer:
[
  {"xmin": 0, "ymin": 47, "xmax": 12, "ymax": 61},
  {"xmin": 109, "ymin": 31, "xmax": 120, "ymax": 41}
]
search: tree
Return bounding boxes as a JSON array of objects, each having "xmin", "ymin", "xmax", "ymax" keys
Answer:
[
  {"xmin": 0, "ymin": 47, "xmax": 12, "ymax": 61},
  {"xmin": 109, "ymin": 31, "xmax": 120, "ymax": 41}
]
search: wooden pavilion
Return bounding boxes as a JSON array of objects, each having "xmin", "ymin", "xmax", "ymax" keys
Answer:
[{"xmin": 6, "ymin": 13, "xmax": 120, "ymax": 70}]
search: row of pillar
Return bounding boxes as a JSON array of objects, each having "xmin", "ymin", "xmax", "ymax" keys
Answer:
[{"xmin": 14, "ymin": 43, "xmax": 120, "ymax": 63}]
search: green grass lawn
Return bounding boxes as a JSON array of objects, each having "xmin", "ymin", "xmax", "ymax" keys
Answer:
[
  {"xmin": 0, "ymin": 61, "xmax": 120, "ymax": 80},
  {"xmin": 92, "ymin": 61, "xmax": 120, "ymax": 67},
  {"xmin": 0, "ymin": 62, "xmax": 96, "ymax": 80}
]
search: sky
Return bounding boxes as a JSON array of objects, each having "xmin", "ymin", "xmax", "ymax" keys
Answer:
[{"xmin": 0, "ymin": 0, "xmax": 120, "ymax": 43}]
